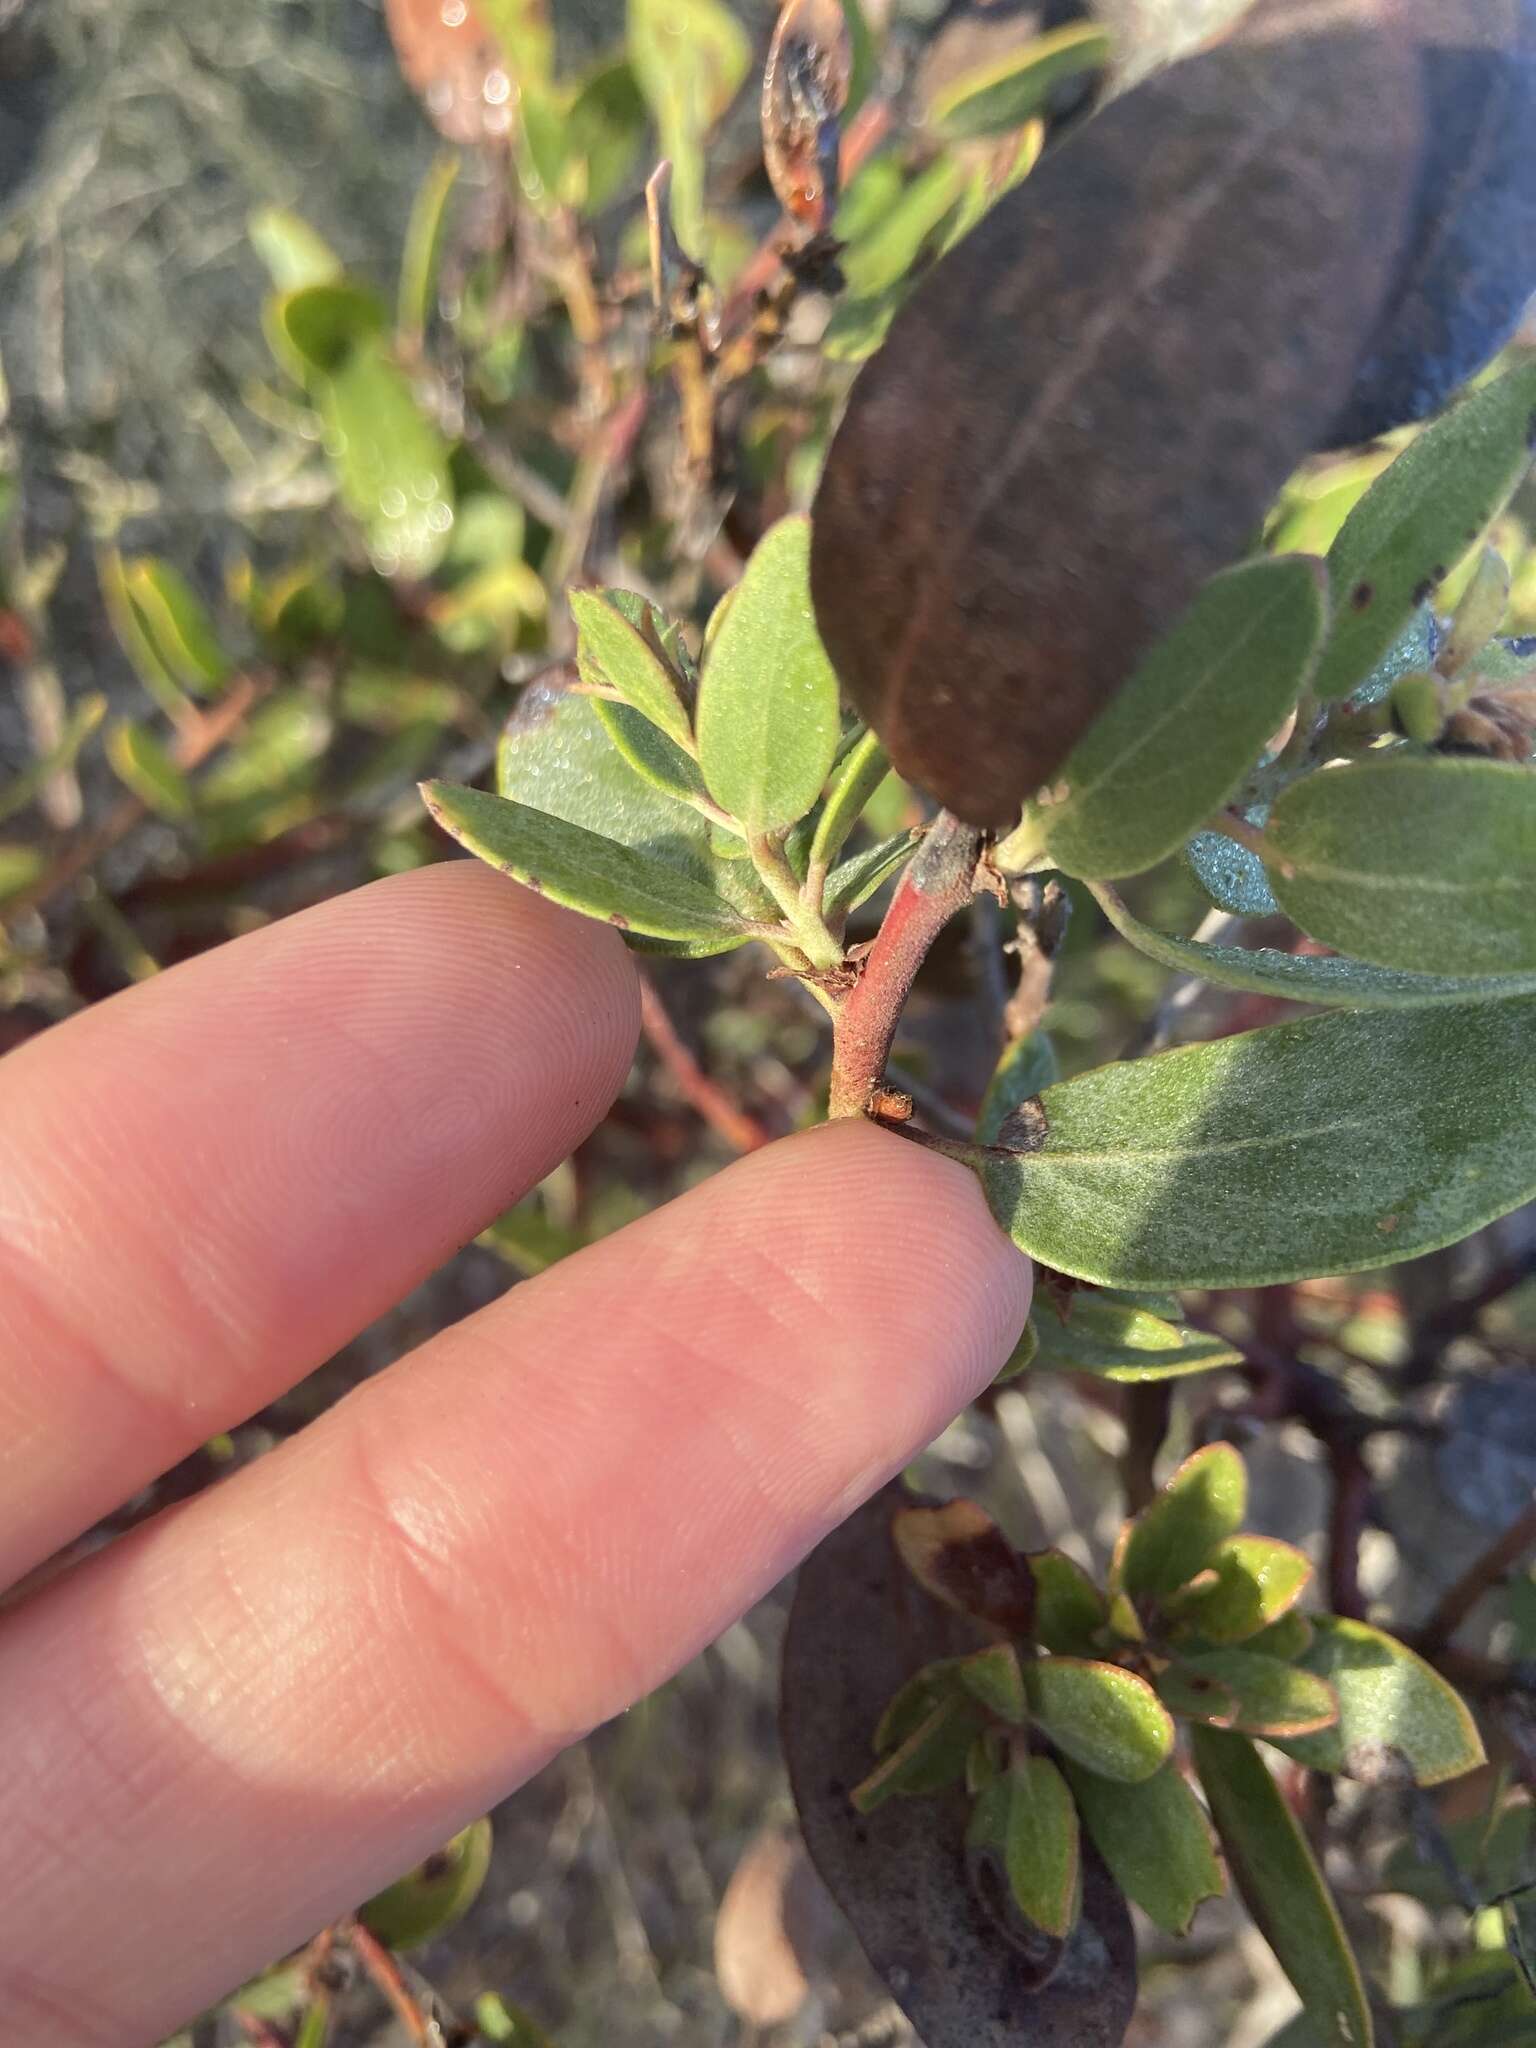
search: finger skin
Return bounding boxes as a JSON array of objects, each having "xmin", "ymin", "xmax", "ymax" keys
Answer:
[
  {"xmin": 0, "ymin": 863, "xmax": 639, "ymax": 1586},
  {"xmin": 0, "ymin": 1123, "xmax": 1030, "ymax": 2047}
]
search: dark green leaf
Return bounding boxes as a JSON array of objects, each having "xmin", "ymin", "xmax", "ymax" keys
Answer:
[
  {"xmin": 696, "ymin": 517, "xmax": 843, "ymax": 836},
  {"xmin": 593, "ymin": 700, "xmax": 710, "ymax": 807},
  {"xmin": 1027, "ymin": 1550, "xmax": 1107, "ymax": 1656},
  {"xmin": 978, "ymin": 1032, "xmax": 1060, "ymax": 1146},
  {"xmin": 1274, "ymin": 1617, "xmax": 1485, "ymax": 1787},
  {"xmin": 1266, "ymin": 757, "xmax": 1536, "ymax": 977},
  {"xmin": 1067, "ymin": 1759, "xmax": 1224, "ymax": 1936},
  {"xmin": 1029, "ymin": 1292, "xmax": 1244, "ymax": 1383},
  {"xmin": 1247, "ymin": 1611, "xmax": 1315, "ymax": 1663},
  {"xmin": 873, "ymin": 1658, "xmax": 965, "ymax": 1754},
  {"xmin": 1038, "ymin": 557, "xmax": 1327, "ymax": 880},
  {"xmin": 421, "ymin": 783, "xmax": 754, "ymax": 942},
  {"xmin": 1092, "ymin": 878, "xmax": 1536, "ymax": 1009},
  {"xmin": 1024, "ymin": 1657, "xmax": 1175, "ymax": 1782},
  {"xmin": 851, "ymin": 1694, "xmax": 982, "ymax": 1811},
  {"xmin": 1191, "ymin": 1726, "xmax": 1372, "ymax": 2048},
  {"xmin": 996, "ymin": 1754, "xmax": 1082, "ymax": 1940},
  {"xmin": 1314, "ymin": 356, "xmax": 1536, "ymax": 701},
  {"xmin": 1165, "ymin": 1534, "xmax": 1314, "ymax": 1644},
  {"xmin": 1117, "ymin": 1443, "xmax": 1247, "ymax": 1600},
  {"xmin": 272, "ymin": 281, "xmax": 387, "ymax": 376},
  {"xmin": 808, "ymin": 728, "xmax": 890, "ymax": 875},
  {"xmin": 957, "ymin": 1643, "xmax": 1028, "ymax": 1724},
  {"xmin": 823, "ymin": 831, "xmax": 915, "ymax": 919},
  {"xmin": 930, "ymin": 20, "xmax": 1111, "ymax": 142},
  {"xmin": 1169, "ymin": 1651, "xmax": 1338, "ymax": 1738},
  {"xmin": 982, "ymin": 996, "xmax": 1536, "ymax": 1289},
  {"xmin": 571, "ymin": 589, "xmax": 693, "ymax": 747},
  {"xmin": 565, "ymin": 60, "xmax": 648, "ymax": 211}
]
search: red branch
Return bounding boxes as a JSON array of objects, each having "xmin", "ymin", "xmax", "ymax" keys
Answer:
[
  {"xmin": 1417, "ymin": 1497, "xmax": 1536, "ymax": 1654},
  {"xmin": 638, "ymin": 969, "xmax": 772, "ymax": 1153}
]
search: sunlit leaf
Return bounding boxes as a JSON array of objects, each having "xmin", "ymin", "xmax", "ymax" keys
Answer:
[
  {"xmin": 929, "ymin": 20, "xmax": 1111, "ymax": 141},
  {"xmin": 315, "ymin": 340, "xmax": 456, "ymax": 579},
  {"xmin": 628, "ymin": 0, "xmax": 751, "ymax": 246},
  {"xmin": 1168, "ymin": 1650, "xmax": 1338, "ymax": 1738},
  {"xmin": 249, "ymin": 207, "xmax": 341, "ymax": 290},
  {"xmin": 808, "ymin": 728, "xmax": 890, "ymax": 875},
  {"xmin": 1117, "ymin": 1444, "xmax": 1247, "ymax": 1601},
  {"xmin": 1274, "ymin": 1617, "xmax": 1485, "ymax": 1787},
  {"xmin": 123, "ymin": 558, "xmax": 232, "ymax": 695},
  {"xmin": 1024, "ymin": 1657, "xmax": 1174, "ymax": 1783},
  {"xmin": 1266, "ymin": 757, "xmax": 1536, "ymax": 977},
  {"xmin": 1027, "ymin": 1550, "xmax": 1107, "ymax": 1656},
  {"xmin": 106, "ymin": 721, "xmax": 193, "ymax": 821},
  {"xmin": 571, "ymin": 588, "xmax": 693, "ymax": 747},
  {"xmin": 1067, "ymin": 1759, "xmax": 1223, "ymax": 1936},
  {"xmin": 1165, "ymin": 1534, "xmax": 1313, "ymax": 1644},
  {"xmin": 1029, "ymin": 1292, "xmax": 1244, "ymax": 1383},
  {"xmin": 969, "ymin": 1755, "xmax": 1081, "ymax": 1940},
  {"xmin": 359, "ymin": 1819, "xmax": 493, "ymax": 1949}
]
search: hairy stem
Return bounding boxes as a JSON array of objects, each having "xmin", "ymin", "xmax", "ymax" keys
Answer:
[{"xmin": 828, "ymin": 812, "xmax": 984, "ymax": 1118}]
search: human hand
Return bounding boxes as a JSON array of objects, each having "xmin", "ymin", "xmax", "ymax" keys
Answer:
[{"xmin": 0, "ymin": 861, "xmax": 1030, "ymax": 2045}]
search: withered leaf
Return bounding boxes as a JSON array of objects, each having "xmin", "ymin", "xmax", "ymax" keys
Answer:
[
  {"xmin": 892, "ymin": 1498, "xmax": 1037, "ymax": 1633},
  {"xmin": 782, "ymin": 1486, "xmax": 1138, "ymax": 2048},
  {"xmin": 763, "ymin": 0, "xmax": 852, "ymax": 233},
  {"xmin": 811, "ymin": 4, "xmax": 1426, "ymax": 823}
]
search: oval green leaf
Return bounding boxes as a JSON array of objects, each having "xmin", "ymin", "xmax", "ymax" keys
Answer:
[
  {"xmin": 808, "ymin": 727, "xmax": 890, "ymax": 875},
  {"xmin": 421, "ymin": 782, "xmax": 753, "ymax": 942},
  {"xmin": 1024, "ymin": 1657, "xmax": 1175, "ymax": 1783},
  {"xmin": 316, "ymin": 340, "xmax": 456, "ymax": 579},
  {"xmin": 359, "ymin": 1819, "xmax": 493, "ymax": 1950},
  {"xmin": 873, "ymin": 1657, "xmax": 965, "ymax": 1754},
  {"xmin": 1191, "ymin": 1725, "xmax": 1373, "ymax": 2048},
  {"xmin": 124, "ymin": 559, "xmax": 231, "ymax": 695},
  {"xmin": 929, "ymin": 20, "xmax": 1111, "ymax": 142},
  {"xmin": 996, "ymin": 1754, "xmax": 1082, "ymax": 1941},
  {"xmin": 957, "ymin": 1642, "xmax": 1029, "ymax": 1725},
  {"xmin": 1170, "ymin": 1650, "xmax": 1338, "ymax": 1738},
  {"xmin": 1029, "ymin": 1292, "xmax": 1244, "ymax": 1383},
  {"xmin": 1091, "ymin": 878, "xmax": 1536, "ymax": 1010},
  {"xmin": 273, "ymin": 280, "xmax": 387, "ymax": 376},
  {"xmin": 1066, "ymin": 1758, "xmax": 1224, "ymax": 1937},
  {"xmin": 1117, "ymin": 1443, "xmax": 1247, "ymax": 1601},
  {"xmin": 1027, "ymin": 1550, "xmax": 1107, "ymax": 1656},
  {"xmin": 1314, "ymin": 354, "xmax": 1536, "ymax": 702},
  {"xmin": 571, "ymin": 588, "xmax": 693, "ymax": 748},
  {"xmin": 851, "ymin": 1693, "xmax": 981, "ymax": 1812},
  {"xmin": 1165, "ymin": 1534, "xmax": 1314, "ymax": 1645},
  {"xmin": 696, "ymin": 517, "xmax": 842, "ymax": 837},
  {"xmin": 1039, "ymin": 556, "xmax": 1327, "ymax": 881},
  {"xmin": 982, "ymin": 995, "xmax": 1536, "ymax": 1289},
  {"xmin": 1266, "ymin": 757, "xmax": 1536, "ymax": 977},
  {"xmin": 823, "ymin": 831, "xmax": 915, "ymax": 920},
  {"xmin": 1273, "ymin": 1616, "xmax": 1485, "ymax": 1788},
  {"xmin": 106, "ymin": 721, "xmax": 194, "ymax": 821}
]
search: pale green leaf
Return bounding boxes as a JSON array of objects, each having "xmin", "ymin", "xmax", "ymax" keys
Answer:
[
  {"xmin": 1191, "ymin": 1726, "xmax": 1373, "ymax": 2048},
  {"xmin": 571, "ymin": 588, "xmax": 693, "ymax": 747},
  {"xmin": 930, "ymin": 20, "xmax": 1111, "ymax": 141},
  {"xmin": 1037, "ymin": 557, "xmax": 1325, "ymax": 880},
  {"xmin": 0, "ymin": 844, "xmax": 47, "ymax": 902},
  {"xmin": 1314, "ymin": 356, "xmax": 1536, "ymax": 702},
  {"xmin": 1266, "ymin": 757, "xmax": 1536, "ymax": 977},
  {"xmin": 1169, "ymin": 1651, "xmax": 1338, "ymax": 1738},
  {"xmin": 398, "ymin": 152, "xmax": 461, "ymax": 347},
  {"xmin": 696, "ymin": 517, "xmax": 841, "ymax": 836},
  {"xmin": 123, "ymin": 558, "xmax": 231, "ymax": 695},
  {"xmin": 106, "ymin": 721, "xmax": 194, "ymax": 821},
  {"xmin": 1092, "ymin": 879, "xmax": 1536, "ymax": 1009},
  {"xmin": 422, "ymin": 782, "xmax": 753, "ymax": 942},
  {"xmin": 837, "ymin": 157, "xmax": 966, "ymax": 301},
  {"xmin": 249, "ymin": 207, "xmax": 341, "ymax": 290},
  {"xmin": 594, "ymin": 700, "xmax": 710, "ymax": 807},
  {"xmin": 1023, "ymin": 1657, "xmax": 1174, "ymax": 1783},
  {"xmin": 1028, "ymin": 1292, "xmax": 1244, "ymax": 1383},
  {"xmin": 1118, "ymin": 1444, "xmax": 1247, "ymax": 1600},
  {"xmin": 1165, "ymin": 1534, "xmax": 1314, "ymax": 1644},
  {"xmin": 315, "ymin": 340, "xmax": 455, "ymax": 579},
  {"xmin": 1274, "ymin": 1617, "xmax": 1485, "ymax": 1787},
  {"xmin": 982, "ymin": 996, "xmax": 1536, "ymax": 1289},
  {"xmin": 995, "ymin": 1755, "xmax": 1081, "ymax": 1940},
  {"xmin": 808, "ymin": 728, "xmax": 890, "ymax": 874},
  {"xmin": 360, "ymin": 1820, "xmax": 493, "ymax": 1950},
  {"xmin": 477, "ymin": 0, "xmax": 553, "ymax": 83},
  {"xmin": 1066, "ymin": 1759, "xmax": 1223, "ymax": 1936},
  {"xmin": 627, "ymin": 0, "xmax": 751, "ymax": 246}
]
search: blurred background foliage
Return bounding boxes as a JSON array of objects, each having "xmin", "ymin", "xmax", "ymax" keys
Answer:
[{"xmin": 2, "ymin": 2, "xmax": 1536, "ymax": 2044}]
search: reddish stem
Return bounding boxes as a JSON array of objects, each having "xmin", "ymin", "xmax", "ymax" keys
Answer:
[
  {"xmin": 638, "ymin": 969, "xmax": 772, "ymax": 1153},
  {"xmin": 1417, "ymin": 1497, "xmax": 1536, "ymax": 1654}
]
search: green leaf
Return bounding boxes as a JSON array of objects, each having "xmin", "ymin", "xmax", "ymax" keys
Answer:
[
  {"xmin": 981, "ymin": 995, "xmax": 1536, "ymax": 1289},
  {"xmin": 593, "ymin": 700, "xmax": 709, "ymax": 807},
  {"xmin": 565, "ymin": 60, "xmax": 648, "ymax": 211},
  {"xmin": 838, "ymin": 157, "xmax": 966, "ymax": 301},
  {"xmin": 1266, "ymin": 757, "xmax": 1536, "ymax": 977},
  {"xmin": 1155, "ymin": 1662, "xmax": 1239, "ymax": 1727},
  {"xmin": 1028, "ymin": 1292, "xmax": 1244, "ymax": 1383},
  {"xmin": 477, "ymin": 0, "xmax": 553, "ymax": 82},
  {"xmin": 497, "ymin": 684, "xmax": 774, "ymax": 945},
  {"xmin": 978, "ymin": 1032, "xmax": 1060, "ymax": 1146},
  {"xmin": 1314, "ymin": 356, "xmax": 1536, "ymax": 703},
  {"xmin": 989, "ymin": 1755, "xmax": 1081, "ymax": 1940},
  {"xmin": 1117, "ymin": 1444, "xmax": 1247, "ymax": 1601},
  {"xmin": 315, "ymin": 340, "xmax": 456, "ymax": 579},
  {"xmin": 930, "ymin": 20, "xmax": 1111, "ymax": 141},
  {"xmin": 1092, "ymin": 879, "xmax": 1536, "ymax": 1009},
  {"xmin": 1066, "ymin": 1759, "xmax": 1223, "ymax": 1936},
  {"xmin": 421, "ymin": 783, "xmax": 753, "ymax": 942},
  {"xmin": 956, "ymin": 1643, "xmax": 1028, "ymax": 1724},
  {"xmin": 1191, "ymin": 1726, "xmax": 1372, "ymax": 2048},
  {"xmin": 808, "ymin": 727, "xmax": 890, "ymax": 875},
  {"xmin": 1023, "ymin": 1657, "xmax": 1175, "ymax": 1783},
  {"xmin": 1274, "ymin": 1617, "xmax": 1485, "ymax": 1787},
  {"xmin": 627, "ymin": 0, "xmax": 751, "ymax": 246},
  {"xmin": 106, "ymin": 721, "xmax": 193, "ymax": 820},
  {"xmin": 359, "ymin": 1820, "xmax": 493, "ymax": 1950},
  {"xmin": 571, "ymin": 588, "xmax": 693, "ymax": 748},
  {"xmin": 823, "ymin": 831, "xmax": 915, "ymax": 920},
  {"xmin": 873, "ymin": 1658, "xmax": 964, "ymax": 1753},
  {"xmin": 1165, "ymin": 1534, "xmax": 1314, "ymax": 1645},
  {"xmin": 696, "ymin": 517, "xmax": 842, "ymax": 836},
  {"xmin": 851, "ymin": 1694, "xmax": 981, "ymax": 1811},
  {"xmin": 271, "ymin": 281, "xmax": 387, "ymax": 377},
  {"xmin": 398, "ymin": 152, "xmax": 461, "ymax": 347},
  {"xmin": 0, "ymin": 844, "xmax": 46, "ymax": 903},
  {"xmin": 1027, "ymin": 1550, "xmax": 1108, "ymax": 1656},
  {"xmin": 1168, "ymin": 1651, "xmax": 1338, "ymax": 1738},
  {"xmin": 1248, "ymin": 1611, "xmax": 1315, "ymax": 1663},
  {"xmin": 123, "ymin": 559, "xmax": 232, "ymax": 695},
  {"xmin": 1036, "ymin": 557, "xmax": 1326, "ymax": 880},
  {"xmin": 248, "ymin": 207, "xmax": 341, "ymax": 290},
  {"xmin": 1187, "ymin": 807, "xmax": 1280, "ymax": 917}
]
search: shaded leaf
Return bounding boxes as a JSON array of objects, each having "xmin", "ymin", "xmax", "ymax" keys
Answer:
[
  {"xmin": 874, "ymin": 1658, "xmax": 965, "ymax": 1754},
  {"xmin": 1117, "ymin": 1444, "xmax": 1246, "ymax": 1601},
  {"xmin": 1314, "ymin": 355, "xmax": 1536, "ymax": 703},
  {"xmin": 930, "ymin": 20, "xmax": 1111, "ymax": 142},
  {"xmin": 571, "ymin": 588, "xmax": 692, "ymax": 748},
  {"xmin": 979, "ymin": 1033, "xmax": 1060, "ymax": 1146},
  {"xmin": 1274, "ymin": 1617, "xmax": 1485, "ymax": 1787},
  {"xmin": 985, "ymin": 1755, "xmax": 1081, "ymax": 1941},
  {"xmin": 1092, "ymin": 879, "xmax": 1536, "ymax": 1010},
  {"xmin": 851, "ymin": 1694, "xmax": 981, "ymax": 1812},
  {"xmin": 783, "ymin": 1487, "xmax": 1138, "ymax": 2046},
  {"xmin": 957, "ymin": 1643, "xmax": 1029, "ymax": 1724},
  {"xmin": 360, "ymin": 1820, "xmax": 493, "ymax": 1949},
  {"xmin": 1029, "ymin": 1292, "xmax": 1243, "ymax": 1383},
  {"xmin": 1247, "ymin": 1611, "xmax": 1315, "ymax": 1664},
  {"xmin": 1027, "ymin": 1551, "xmax": 1107, "ymax": 1656},
  {"xmin": 1266, "ymin": 757, "xmax": 1536, "ymax": 977},
  {"xmin": 892, "ymin": 1499, "xmax": 1036, "ymax": 1633},
  {"xmin": 1066, "ymin": 1759, "xmax": 1223, "ymax": 1937},
  {"xmin": 837, "ymin": 156, "xmax": 966, "ymax": 301},
  {"xmin": 697, "ymin": 518, "xmax": 841, "ymax": 836},
  {"xmin": 982, "ymin": 996, "xmax": 1536, "ymax": 1289},
  {"xmin": 1024, "ymin": 1658, "xmax": 1174, "ymax": 1783},
  {"xmin": 1169, "ymin": 1651, "xmax": 1338, "ymax": 1739},
  {"xmin": 271, "ymin": 281, "xmax": 387, "ymax": 376},
  {"xmin": 398, "ymin": 151, "xmax": 461, "ymax": 346},
  {"xmin": 594, "ymin": 700, "xmax": 709, "ymax": 807},
  {"xmin": 421, "ymin": 783, "xmax": 753, "ymax": 941},
  {"xmin": 824, "ymin": 831, "xmax": 914, "ymax": 920},
  {"xmin": 1038, "ymin": 557, "xmax": 1326, "ymax": 881},
  {"xmin": 808, "ymin": 728, "xmax": 890, "ymax": 875},
  {"xmin": 249, "ymin": 207, "xmax": 340, "ymax": 290},
  {"xmin": 565, "ymin": 60, "xmax": 648, "ymax": 212},
  {"xmin": 106, "ymin": 721, "xmax": 193, "ymax": 821},
  {"xmin": 1191, "ymin": 1726, "xmax": 1372, "ymax": 2048},
  {"xmin": 1165, "ymin": 1535, "xmax": 1313, "ymax": 1645},
  {"xmin": 811, "ymin": 16, "xmax": 1422, "ymax": 823},
  {"xmin": 1154, "ymin": 1663, "xmax": 1239, "ymax": 1729}
]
